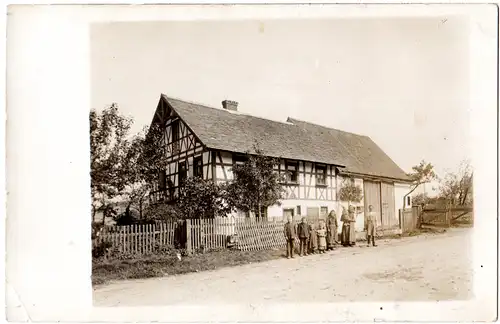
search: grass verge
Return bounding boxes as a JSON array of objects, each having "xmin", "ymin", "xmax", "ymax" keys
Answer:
[
  {"xmin": 92, "ymin": 248, "xmax": 284, "ymax": 286},
  {"xmin": 403, "ymin": 226, "xmax": 449, "ymax": 237}
]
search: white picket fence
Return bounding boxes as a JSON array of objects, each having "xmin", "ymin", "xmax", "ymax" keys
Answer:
[
  {"xmin": 93, "ymin": 216, "xmax": 327, "ymax": 256},
  {"xmin": 93, "ymin": 222, "xmax": 178, "ymax": 255}
]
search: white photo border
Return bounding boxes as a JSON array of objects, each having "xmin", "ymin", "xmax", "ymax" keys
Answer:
[{"xmin": 4, "ymin": 3, "xmax": 498, "ymax": 322}]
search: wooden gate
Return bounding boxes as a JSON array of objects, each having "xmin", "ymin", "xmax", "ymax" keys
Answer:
[
  {"xmin": 363, "ymin": 180, "xmax": 382, "ymax": 225},
  {"xmin": 380, "ymin": 182, "xmax": 397, "ymax": 229}
]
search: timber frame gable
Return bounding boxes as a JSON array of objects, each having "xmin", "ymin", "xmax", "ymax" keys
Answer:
[{"xmin": 150, "ymin": 96, "xmax": 213, "ymax": 204}]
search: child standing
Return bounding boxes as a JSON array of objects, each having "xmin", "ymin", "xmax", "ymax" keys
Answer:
[
  {"xmin": 308, "ymin": 223, "xmax": 318, "ymax": 254},
  {"xmin": 317, "ymin": 220, "xmax": 327, "ymax": 253}
]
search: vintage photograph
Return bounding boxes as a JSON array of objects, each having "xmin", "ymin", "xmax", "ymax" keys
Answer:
[{"xmin": 90, "ymin": 14, "xmax": 476, "ymax": 306}]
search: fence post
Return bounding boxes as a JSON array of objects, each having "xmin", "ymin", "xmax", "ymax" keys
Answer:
[
  {"xmin": 186, "ymin": 219, "xmax": 192, "ymax": 254},
  {"xmin": 398, "ymin": 209, "xmax": 402, "ymax": 231}
]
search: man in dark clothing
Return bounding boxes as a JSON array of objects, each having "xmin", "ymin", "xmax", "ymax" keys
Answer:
[
  {"xmin": 283, "ymin": 216, "xmax": 296, "ymax": 258},
  {"xmin": 297, "ymin": 217, "xmax": 310, "ymax": 256}
]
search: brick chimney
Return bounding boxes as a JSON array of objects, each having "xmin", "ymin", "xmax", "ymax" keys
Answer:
[{"xmin": 222, "ymin": 100, "xmax": 238, "ymax": 111}]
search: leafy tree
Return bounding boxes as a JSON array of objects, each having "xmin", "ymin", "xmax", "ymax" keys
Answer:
[
  {"xmin": 338, "ymin": 178, "xmax": 363, "ymax": 204},
  {"xmin": 120, "ymin": 123, "xmax": 170, "ymax": 218},
  {"xmin": 403, "ymin": 160, "xmax": 438, "ymax": 228},
  {"xmin": 225, "ymin": 145, "xmax": 285, "ymax": 218},
  {"xmin": 439, "ymin": 160, "xmax": 473, "ymax": 206},
  {"xmin": 121, "ymin": 129, "xmax": 153, "ymax": 218},
  {"xmin": 177, "ymin": 177, "xmax": 231, "ymax": 219},
  {"xmin": 405, "ymin": 160, "xmax": 437, "ymax": 207},
  {"xmin": 136, "ymin": 123, "xmax": 169, "ymax": 184},
  {"xmin": 122, "ymin": 182, "xmax": 150, "ymax": 219},
  {"xmin": 90, "ymin": 103, "xmax": 133, "ymax": 223}
]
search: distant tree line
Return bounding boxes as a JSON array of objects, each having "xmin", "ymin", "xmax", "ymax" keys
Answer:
[{"xmin": 409, "ymin": 160, "xmax": 473, "ymax": 208}]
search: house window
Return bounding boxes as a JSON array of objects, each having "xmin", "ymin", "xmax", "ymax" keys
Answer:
[
  {"xmin": 286, "ymin": 160, "xmax": 298, "ymax": 183},
  {"xmin": 193, "ymin": 156, "xmax": 203, "ymax": 178},
  {"xmin": 233, "ymin": 153, "xmax": 248, "ymax": 166},
  {"xmin": 316, "ymin": 164, "xmax": 327, "ymax": 186},
  {"xmin": 254, "ymin": 206, "xmax": 268, "ymax": 218},
  {"xmin": 320, "ymin": 206, "xmax": 328, "ymax": 217},
  {"xmin": 296, "ymin": 205, "xmax": 301, "ymax": 216},
  {"xmin": 283, "ymin": 208, "xmax": 295, "ymax": 221},
  {"xmin": 178, "ymin": 161, "xmax": 187, "ymax": 186},
  {"xmin": 407, "ymin": 196, "xmax": 411, "ymax": 207},
  {"xmin": 171, "ymin": 120, "xmax": 180, "ymax": 152},
  {"xmin": 171, "ymin": 120, "xmax": 179, "ymax": 142}
]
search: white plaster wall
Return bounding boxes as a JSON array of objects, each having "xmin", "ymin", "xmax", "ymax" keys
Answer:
[
  {"xmin": 395, "ymin": 182, "xmax": 413, "ymax": 216},
  {"xmin": 216, "ymin": 151, "xmax": 234, "ymax": 180},
  {"xmin": 268, "ymin": 200, "xmax": 339, "ymax": 217},
  {"xmin": 268, "ymin": 199, "xmax": 345, "ymax": 233},
  {"xmin": 202, "ymin": 151, "xmax": 212, "ymax": 180}
]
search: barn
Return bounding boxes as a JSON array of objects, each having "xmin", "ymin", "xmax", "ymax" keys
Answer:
[{"xmin": 149, "ymin": 94, "xmax": 413, "ymax": 234}]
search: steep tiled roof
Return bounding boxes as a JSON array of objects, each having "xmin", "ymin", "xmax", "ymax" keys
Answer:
[
  {"xmin": 161, "ymin": 94, "xmax": 410, "ymax": 182},
  {"xmin": 286, "ymin": 118, "xmax": 410, "ymax": 181}
]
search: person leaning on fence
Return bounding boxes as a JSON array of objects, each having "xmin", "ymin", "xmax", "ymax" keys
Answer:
[
  {"xmin": 308, "ymin": 222, "xmax": 318, "ymax": 254},
  {"xmin": 326, "ymin": 210, "xmax": 339, "ymax": 251},
  {"xmin": 284, "ymin": 216, "xmax": 297, "ymax": 259},
  {"xmin": 365, "ymin": 205, "xmax": 377, "ymax": 247},
  {"xmin": 297, "ymin": 217, "xmax": 310, "ymax": 256}
]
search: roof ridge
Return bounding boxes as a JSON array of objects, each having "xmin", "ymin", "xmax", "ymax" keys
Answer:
[
  {"xmin": 287, "ymin": 117, "xmax": 369, "ymax": 138},
  {"xmin": 163, "ymin": 94, "xmax": 294, "ymax": 126},
  {"xmin": 162, "ymin": 94, "xmax": 223, "ymax": 112}
]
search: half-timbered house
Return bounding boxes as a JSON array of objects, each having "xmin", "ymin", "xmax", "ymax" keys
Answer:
[{"xmin": 149, "ymin": 94, "xmax": 413, "ymax": 233}]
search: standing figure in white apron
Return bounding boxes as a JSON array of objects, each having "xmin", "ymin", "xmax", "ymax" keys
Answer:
[{"xmin": 365, "ymin": 205, "xmax": 377, "ymax": 247}]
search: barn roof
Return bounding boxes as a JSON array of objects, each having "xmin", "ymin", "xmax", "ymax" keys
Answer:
[{"xmin": 160, "ymin": 94, "xmax": 411, "ymax": 182}]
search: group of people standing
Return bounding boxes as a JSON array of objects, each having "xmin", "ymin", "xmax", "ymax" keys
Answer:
[{"xmin": 283, "ymin": 204, "xmax": 378, "ymax": 259}]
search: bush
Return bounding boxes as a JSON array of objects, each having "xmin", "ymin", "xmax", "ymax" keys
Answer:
[
  {"xmin": 144, "ymin": 203, "xmax": 181, "ymax": 221},
  {"xmin": 115, "ymin": 213, "xmax": 138, "ymax": 226},
  {"xmin": 338, "ymin": 178, "xmax": 363, "ymax": 203},
  {"xmin": 91, "ymin": 222, "xmax": 104, "ymax": 240},
  {"xmin": 92, "ymin": 241, "xmax": 112, "ymax": 259}
]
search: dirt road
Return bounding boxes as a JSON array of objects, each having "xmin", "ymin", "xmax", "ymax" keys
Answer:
[{"xmin": 94, "ymin": 228, "xmax": 472, "ymax": 306}]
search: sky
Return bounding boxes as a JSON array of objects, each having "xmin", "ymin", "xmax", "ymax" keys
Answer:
[{"xmin": 91, "ymin": 17, "xmax": 470, "ymax": 188}]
